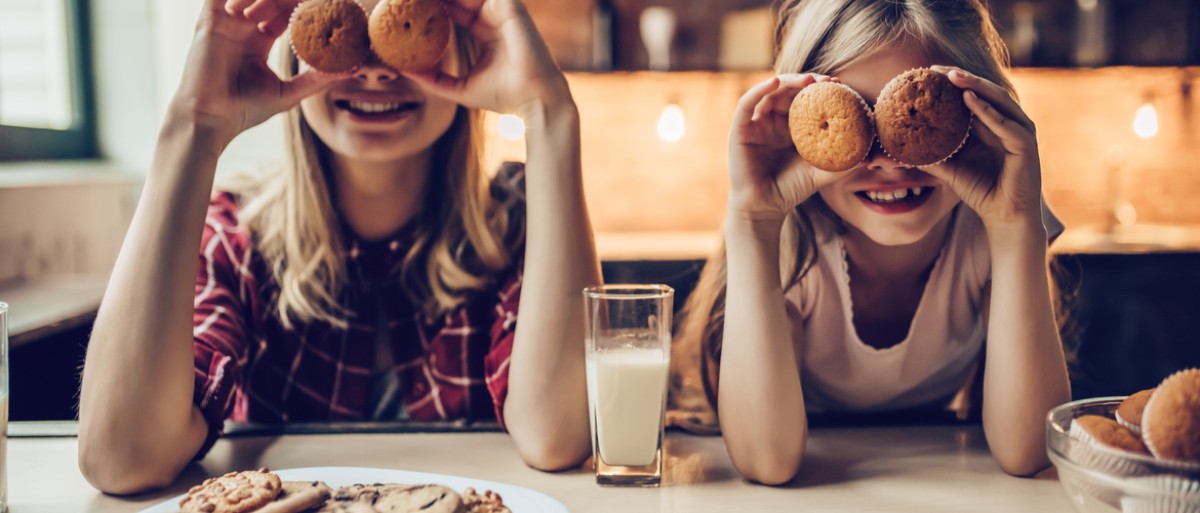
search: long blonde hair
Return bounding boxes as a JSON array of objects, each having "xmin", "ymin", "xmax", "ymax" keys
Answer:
[
  {"xmin": 672, "ymin": 0, "xmax": 1014, "ymax": 420},
  {"xmin": 231, "ymin": 30, "xmax": 524, "ymax": 330}
]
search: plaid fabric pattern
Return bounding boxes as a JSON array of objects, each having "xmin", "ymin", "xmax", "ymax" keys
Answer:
[{"xmin": 191, "ymin": 166, "xmax": 525, "ymax": 458}]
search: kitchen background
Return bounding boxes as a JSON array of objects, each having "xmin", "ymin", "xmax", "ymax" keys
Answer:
[{"xmin": 1, "ymin": 0, "xmax": 1199, "ymax": 421}]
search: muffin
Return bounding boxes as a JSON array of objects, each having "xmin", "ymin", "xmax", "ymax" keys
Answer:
[
  {"xmin": 873, "ymin": 68, "xmax": 972, "ymax": 166},
  {"xmin": 1142, "ymin": 369, "xmax": 1200, "ymax": 465},
  {"xmin": 290, "ymin": 0, "xmax": 371, "ymax": 73},
  {"xmin": 787, "ymin": 82, "xmax": 875, "ymax": 172},
  {"xmin": 368, "ymin": 0, "xmax": 451, "ymax": 72},
  {"xmin": 1119, "ymin": 388, "xmax": 1157, "ymax": 436}
]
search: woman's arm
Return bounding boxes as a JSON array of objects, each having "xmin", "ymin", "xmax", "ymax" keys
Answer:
[
  {"xmin": 923, "ymin": 66, "xmax": 1071, "ymax": 476},
  {"xmin": 404, "ymin": 0, "xmax": 600, "ymax": 470},
  {"xmin": 78, "ymin": 0, "xmax": 339, "ymax": 493}
]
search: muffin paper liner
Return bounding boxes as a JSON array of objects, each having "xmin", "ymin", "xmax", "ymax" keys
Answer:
[{"xmin": 1120, "ymin": 476, "xmax": 1200, "ymax": 513}]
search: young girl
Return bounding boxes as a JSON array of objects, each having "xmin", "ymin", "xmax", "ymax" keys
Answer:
[
  {"xmin": 675, "ymin": 0, "xmax": 1070, "ymax": 484},
  {"xmin": 77, "ymin": 0, "xmax": 599, "ymax": 493}
]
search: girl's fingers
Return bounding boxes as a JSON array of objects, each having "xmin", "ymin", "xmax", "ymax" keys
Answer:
[
  {"xmin": 964, "ymin": 90, "xmax": 1033, "ymax": 156},
  {"xmin": 401, "ymin": 69, "xmax": 470, "ymax": 105},
  {"xmin": 736, "ymin": 77, "xmax": 781, "ymax": 124},
  {"xmin": 751, "ymin": 74, "xmax": 818, "ymax": 122},
  {"xmin": 257, "ymin": 12, "xmax": 291, "ymax": 38},
  {"xmin": 931, "ymin": 65, "xmax": 1034, "ymax": 129}
]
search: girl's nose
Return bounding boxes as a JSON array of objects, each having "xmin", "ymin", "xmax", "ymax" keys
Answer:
[{"xmin": 863, "ymin": 139, "xmax": 912, "ymax": 174}]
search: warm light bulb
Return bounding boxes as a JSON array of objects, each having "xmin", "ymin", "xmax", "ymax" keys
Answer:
[
  {"xmin": 1077, "ymin": 0, "xmax": 1098, "ymax": 12},
  {"xmin": 1133, "ymin": 103, "xmax": 1158, "ymax": 139},
  {"xmin": 657, "ymin": 104, "xmax": 685, "ymax": 142},
  {"xmin": 1116, "ymin": 203, "xmax": 1138, "ymax": 226},
  {"xmin": 497, "ymin": 114, "xmax": 525, "ymax": 141}
]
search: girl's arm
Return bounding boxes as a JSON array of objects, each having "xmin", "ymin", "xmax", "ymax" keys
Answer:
[
  {"xmin": 718, "ymin": 75, "xmax": 847, "ymax": 485},
  {"xmin": 923, "ymin": 66, "xmax": 1070, "ymax": 476},
  {"xmin": 78, "ymin": 0, "xmax": 339, "ymax": 493},
  {"xmin": 405, "ymin": 0, "xmax": 600, "ymax": 470}
]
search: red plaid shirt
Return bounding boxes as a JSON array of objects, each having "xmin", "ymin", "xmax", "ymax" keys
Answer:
[{"xmin": 192, "ymin": 165, "xmax": 524, "ymax": 458}]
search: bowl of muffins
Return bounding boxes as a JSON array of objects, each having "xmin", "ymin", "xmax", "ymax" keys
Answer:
[{"xmin": 1047, "ymin": 369, "xmax": 1200, "ymax": 513}]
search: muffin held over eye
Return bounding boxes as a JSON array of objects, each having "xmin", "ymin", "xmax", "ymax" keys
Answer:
[
  {"xmin": 787, "ymin": 82, "xmax": 875, "ymax": 172},
  {"xmin": 873, "ymin": 68, "xmax": 972, "ymax": 166},
  {"xmin": 290, "ymin": 0, "xmax": 371, "ymax": 73},
  {"xmin": 368, "ymin": 0, "xmax": 452, "ymax": 72}
]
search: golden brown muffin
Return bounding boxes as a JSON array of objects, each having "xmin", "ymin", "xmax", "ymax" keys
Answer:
[
  {"xmin": 368, "ymin": 0, "xmax": 451, "ymax": 72},
  {"xmin": 1074, "ymin": 415, "xmax": 1152, "ymax": 455},
  {"xmin": 1142, "ymin": 369, "xmax": 1200, "ymax": 464},
  {"xmin": 787, "ymin": 82, "xmax": 875, "ymax": 172},
  {"xmin": 1116, "ymin": 388, "xmax": 1155, "ymax": 435},
  {"xmin": 873, "ymin": 68, "xmax": 972, "ymax": 166},
  {"xmin": 290, "ymin": 0, "xmax": 371, "ymax": 73}
]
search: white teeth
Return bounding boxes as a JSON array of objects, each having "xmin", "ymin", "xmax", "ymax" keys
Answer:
[
  {"xmin": 348, "ymin": 101, "xmax": 404, "ymax": 113},
  {"xmin": 863, "ymin": 187, "xmax": 927, "ymax": 203}
]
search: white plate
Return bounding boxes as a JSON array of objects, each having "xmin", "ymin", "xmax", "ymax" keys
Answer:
[{"xmin": 139, "ymin": 466, "xmax": 569, "ymax": 513}]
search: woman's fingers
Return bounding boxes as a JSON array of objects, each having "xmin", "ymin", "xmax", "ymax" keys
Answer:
[{"xmin": 281, "ymin": 69, "xmax": 348, "ymax": 107}]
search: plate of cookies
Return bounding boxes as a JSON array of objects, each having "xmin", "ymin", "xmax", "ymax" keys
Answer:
[
  {"xmin": 1046, "ymin": 368, "xmax": 1200, "ymax": 513},
  {"xmin": 140, "ymin": 467, "xmax": 568, "ymax": 513}
]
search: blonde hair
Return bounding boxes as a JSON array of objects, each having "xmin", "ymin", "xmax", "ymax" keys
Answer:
[
  {"xmin": 230, "ymin": 30, "xmax": 524, "ymax": 330},
  {"xmin": 672, "ymin": 0, "xmax": 1015, "ymax": 421}
]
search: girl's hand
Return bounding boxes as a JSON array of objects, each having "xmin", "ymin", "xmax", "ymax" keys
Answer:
[
  {"xmin": 727, "ymin": 74, "xmax": 848, "ymax": 223},
  {"xmin": 921, "ymin": 66, "xmax": 1044, "ymax": 232},
  {"xmin": 402, "ymin": 0, "xmax": 573, "ymax": 115},
  {"xmin": 176, "ymin": 0, "xmax": 344, "ymax": 145}
]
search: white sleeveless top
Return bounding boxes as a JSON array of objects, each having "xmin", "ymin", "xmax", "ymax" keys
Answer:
[{"xmin": 785, "ymin": 206, "xmax": 992, "ymax": 412}]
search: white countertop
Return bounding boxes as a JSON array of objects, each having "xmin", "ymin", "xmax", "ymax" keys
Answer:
[{"xmin": 8, "ymin": 425, "xmax": 1073, "ymax": 512}]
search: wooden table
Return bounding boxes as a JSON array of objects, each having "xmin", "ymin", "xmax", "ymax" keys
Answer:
[{"xmin": 8, "ymin": 424, "xmax": 1074, "ymax": 512}]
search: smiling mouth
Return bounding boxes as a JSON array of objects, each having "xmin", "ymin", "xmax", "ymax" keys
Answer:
[
  {"xmin": 855, "ymin": 186, "xmax": 933, "ymax": 204},
  {"xmin": 334, "ymin": 99, "xmax": 422, "ymax": 116}
]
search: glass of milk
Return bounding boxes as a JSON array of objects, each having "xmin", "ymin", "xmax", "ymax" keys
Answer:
[
  {"xmin": 0, "ymin": 302, "xmax": 7, "ymax": 512},
  {"xmin": 583, "ymin": 285, "xmax": 673, "ymax": 487}
]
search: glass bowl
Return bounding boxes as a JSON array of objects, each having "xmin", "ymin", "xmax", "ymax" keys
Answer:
[{"xmin": 1047, "ymin": 397, "xmax": 1200, "ymax": 513}]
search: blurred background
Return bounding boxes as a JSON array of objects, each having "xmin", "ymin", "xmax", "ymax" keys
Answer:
[{"xmin": 1, "ymin": 0, "xmax": 1199, "ymax": 422}]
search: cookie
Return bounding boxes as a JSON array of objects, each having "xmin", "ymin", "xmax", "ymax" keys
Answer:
[
  {"xmin": 290, "ymin": 0, "xmax": 371, "ymax": 73},
  {"xmin": 461, "ymin": 487, "xmax": 511, "ymax": 513},
  {"xmin": 179, "ymin": 469, "xmax": 283, "ymax": 513},
  {"xmin": 788, "ymin": 81, "xmax": 874, "ymax": 172},
  {"xmin": 368, "ymin": 0, "xmax": 451, "ymax": 72},
  {"xmin": 1142, "ymin": 368, "xmax": 1200, "ymax": 464},
  {"xmin": 374, "ymin": 484, "xmax": 461, "ymax": 513},
  {"xmin": 1117, "ymin": 388, "xmax": 1155, "ymax": 436},
  {"xmin": 873, "ymin": 68, "xmax": 972, "ymax": 166},
  {"xmin": 256, "ymin": 480, "xmax": 334, "ymax": 513}
]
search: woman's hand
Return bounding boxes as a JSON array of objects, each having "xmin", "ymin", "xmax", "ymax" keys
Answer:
[
  {"xmin": 175, "ymin": 0, "xmax": 344, "ymax": 146},
  {"xmin": 921, "ymin": 66, "xmax": 1044, "ymax": 232},
  {"xmin": 402, "ymin": 0, "xmax": 573, "ymax": 116},
  {"xmin": 728, "ymin": 74, "xmax": 848, "ymax": 223}
]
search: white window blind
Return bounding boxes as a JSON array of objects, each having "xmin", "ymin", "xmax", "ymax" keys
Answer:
[{"xmin": 0, "ymin": 0, "xmax": 75, "ymax": 130}]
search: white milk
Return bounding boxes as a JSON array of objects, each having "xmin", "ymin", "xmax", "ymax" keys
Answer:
[
  {"xmin": 586, "ymin": 349, "xmax": 669, "ymax": 467},
  {"xmin": 1, "ymin": 394, "xmax": 7, "ymax": 510}
]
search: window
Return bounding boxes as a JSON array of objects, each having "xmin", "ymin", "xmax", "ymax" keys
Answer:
[{"xmin": 0, "ymin": 0, "xmax": 95, "ymax": 161}]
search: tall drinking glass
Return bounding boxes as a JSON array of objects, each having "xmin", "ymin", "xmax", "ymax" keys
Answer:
[
  {"xmin": 583, "ymin": 285, "xmax": 673, "ymax": 487},
  {"xmin": 1, "ymin": 302, "xmax": 8, "ymax": 512}
]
